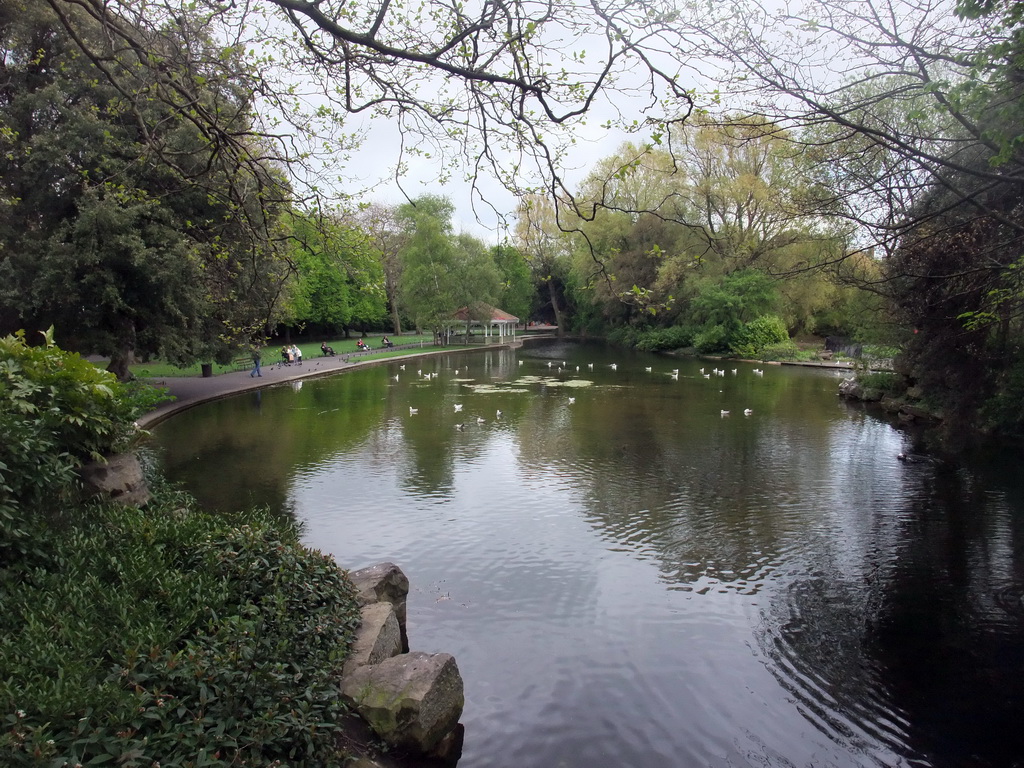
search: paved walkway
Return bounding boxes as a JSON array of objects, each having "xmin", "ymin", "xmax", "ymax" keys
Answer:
[
  {"xmin": 136, "ymin": 342, "xmax": 517, "ymax": 428},
  {"xmin": 136, "ymin": 332, "xmax": 844, "ymax": 429}
]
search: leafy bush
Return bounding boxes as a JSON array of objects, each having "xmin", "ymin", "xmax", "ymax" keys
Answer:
[
  {"xmin": 693, "ymin": 324, "xmax": 729, "ymax": 353},
  {"xmin": 0, "ymin": 489, "xmax": 362, "ymax": 767},
  {"xmin": 606, "ymin": 325, "xmax": 643, "ymax": 348},
  {"xmin": 687, "ymin": 270, "xmax": 779, "ymax": 334},
  {"xmin": 730, "ymin": 315, "xmax": 790, "ymax": 357},
  {"xmin": 856, "ymin": 371, "xmax": 904, "ymax": 395},
  {"xmin": 981, "ymin": 356, "xmax": 1024, "ymax": 436},
  {"xmin": 634, "ymin": 325, "xmax": 693, "ymax": 352},
  {"xmin": 0, "ymin": 328, "xmax": 168, "ymax": 529},
  {"xmin": 758, "ymin": 339, "xmax": 802, "ymax": 361},
  {"xmin": 608, "ymin": 324, "xmax": 693, "ymax": 352},
  {"xmin": 861, "ymin": 344, "xmax": 901, "ymax": 360}
]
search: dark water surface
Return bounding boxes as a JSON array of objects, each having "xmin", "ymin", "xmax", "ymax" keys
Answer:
[{"xmin": 149, "ymin": 340, "xmax": 1024, "ymax": 768}]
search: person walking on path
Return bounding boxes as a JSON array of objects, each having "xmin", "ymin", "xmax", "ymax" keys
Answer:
[{"xmin": 250, "ymin": 347, "xmax": 263, "ymax": 377}]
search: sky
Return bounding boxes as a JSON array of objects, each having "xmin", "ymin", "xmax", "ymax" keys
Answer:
[
  {"xmin": 251, "ymin": 0, "xmax": 762, "ymax": 242},
  {"xmin": 277, "ymin": 12, "xmax": 706, "ymax": 244},
  {"xmin": 336, "ymin": 107, "xmax": 636, "ymax": 244}
]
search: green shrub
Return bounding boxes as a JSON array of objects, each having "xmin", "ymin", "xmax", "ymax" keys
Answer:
[
  {"xmin": 758, "ymin": 339, "xmax": 802, "ymax": 361},
  {"xmin": 608, "ymin": 325, "xmax": 692, "ymax": 352},
  {"xmin": 856, "ymin": 371, "xmax": 904, "ymax": 395},
  {"xmin": 0, "ymin": 489, "xmax": 361, "ymax": 767},
  {"xmin": 693, "ymin": 324, "xmax": 729, "ymax": 354},
  {"xmin": 861, "ymin": 344, "xmax": 901, "ymax": 361},
  {"xmin": 730, "ymin": 315, "xmax": 790, "ymax": 357},
  {"xmin": 981, "ymin": 357, "xmax": 1024, "ymax": 436},
  {"xmin": 606, "ymin": 326, "xmax": 643, "ymax": 348},
  {"xmin": 0, "ymin": 329, "xmax": 168, "ymax": 544},
  {"xmin": 634, "ymin": 326, "xmax": 693, "ymax": 352}
]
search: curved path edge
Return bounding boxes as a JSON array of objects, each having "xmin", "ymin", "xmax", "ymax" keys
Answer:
[
  {"xmin": 136, "ymin": 335, "xmax": 846, "ymax": 430},
  {"xmin": 136, "ymin": 342, "xmax": 524, "ymax": 429}
]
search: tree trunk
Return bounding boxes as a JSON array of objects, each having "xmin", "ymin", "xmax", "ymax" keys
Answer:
[
  {"xmin": 107, "ymin": 349, "xmax": 134, "ymax": 382},
  {"xmin": 391, "ymin": 304, "xmax": 402, "ymax": 336},
  {"xmin": 547, "ymin": 280, "xmax": 565, "ymax": 337},
  {"xmin": 107, "ymin": 320, "xmax": 137, "ymax": 381}
]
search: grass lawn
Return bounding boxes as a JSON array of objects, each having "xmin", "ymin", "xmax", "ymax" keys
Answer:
[{"xmin": 89, "ymin": 334, "xmax": 462, "ymax": 378}]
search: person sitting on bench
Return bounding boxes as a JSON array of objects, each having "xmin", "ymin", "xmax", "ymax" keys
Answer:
[
  {"xmin": 321, "ymin": 342, "xmax": 335, "ymax": 356},
  {"xmin": 356, "ymin": 339, "xmax": 370, "ymax": 350},
  {"xmin": 381, "ymin": 336, "xmax": 394, "ymax": 348}
]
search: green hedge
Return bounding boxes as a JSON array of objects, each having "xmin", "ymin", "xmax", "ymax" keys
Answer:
[
  {"xmin": 634, "ymin": 326, "xmax": 692, "ymax": 352},
  {"xmin": 608, "ymin": 325, "xmax": 693, "ymax": 352},
  {"xmin": 0, "ymin": 487, "xmax": 361, "ymax": 767},
  {"xmin": 856, "ymin": 371, "xmax": 903, "ymax": 395},
  {"xmin": 693, "ymin": 324, "xmax": 729, "ymax": 354}
]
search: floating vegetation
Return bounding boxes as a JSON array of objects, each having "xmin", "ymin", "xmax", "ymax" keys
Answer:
[
  {"xmin": 463, "ymin": 384, "xmax": 532, "ymax": 394},
  {"xmin": 550, "ymin": 379, "xmax": 594, "ymax": 389},
  {"xmin": 463, "ymin": 376, "xmax": 596, "ymax": 394},
  {"xmin": 519, "ymin": 375, "xmax": 595, "ymax": 389}
]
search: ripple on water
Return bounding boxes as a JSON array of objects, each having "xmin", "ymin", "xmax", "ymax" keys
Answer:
[
  {"xmin": 753, "ymin": 577, "xmax": 917, "ymax": 767},
  {"xmin": 153, "ymin": 346, "xmax": 1024, "ymax": 768}
]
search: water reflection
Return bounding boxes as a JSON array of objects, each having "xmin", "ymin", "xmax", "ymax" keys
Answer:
[{"xmin": 148, "ymin": 340, "xmax": 1024, "ymax": 768}]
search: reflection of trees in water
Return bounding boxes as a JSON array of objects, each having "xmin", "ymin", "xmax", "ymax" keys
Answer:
[
  {"xmin": 151, "ymin": 370, "xmax": 389, "ymax": 513},
  {"xmin": 523, "ymin": 372, "xmax": 851, "ymax": 596},
  {"xmin": 866, "ymin": 467, "xmax": 1024, "ymax": 767},
  {"xmin": 754, "ymin": 463, "xmax": 1024, "ymax": 767},
  {"xmin": 155, "ymin": 348, "xmax": 526, "ymax": 510},
  {"xmin": 391, "ymin": 349, "xmax": 519, "ymax": 496},
  {"xmin": 755, "ymin": 574, "xmax": 914, "ymax": 766}
]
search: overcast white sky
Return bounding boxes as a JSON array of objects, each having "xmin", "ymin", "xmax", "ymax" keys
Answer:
[
  {"xmin": 332, "ymin": 104, "xmax": 638, "ymax": 244},
  {"xmin": 294, "ymin": 27, "xmax": 709, "ymax": 242},
  {"xmin": 259, "ymin": 0, "xmax": 754, "ymax": 241}
]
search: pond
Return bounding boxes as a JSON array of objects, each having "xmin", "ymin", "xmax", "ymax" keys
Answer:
[{"xmin": 148, "ymin": 339, "xmax": 1024, "ymax": 768}]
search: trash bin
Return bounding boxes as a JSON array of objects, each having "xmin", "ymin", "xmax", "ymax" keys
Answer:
[{"xmin": 201, "ymin": 363, "xmax": 213, "ymax": 378}]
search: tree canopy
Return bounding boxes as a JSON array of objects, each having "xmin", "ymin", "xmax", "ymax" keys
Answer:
[
  {"xmin": 0, "ymin": 1, "xmax": 294, "ymax": 377},
  {"xmin": 286, "ymin": 211, "xmax": 387, "ymax": 334},
  {"xmin": 397, "ymin": 195, "xmax": 501, "ymax": 336},
  {"xmin": 5, "ymin": 0, "xmax": 1024, "ymax": 438}
]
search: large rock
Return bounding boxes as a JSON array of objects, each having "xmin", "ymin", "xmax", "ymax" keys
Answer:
[
  {"xmin": 340, "ymin": 651, "xmax": 464, "ymax": 760},
  {"xmin": 343, "ymin": 602, "xmax": 403, "ymax": 676},
  {"xmin": 900, "ymin": 402, "xmax": 941, "ymax": 422},
  {"xmin": 77, "ymin": 452, "xmax": 150, "ymax": 506},
  {"xmin": 349, "ymin": 562, "xmax": 410, "ymax": 651},
  {"xmin": 837, "ymin": 377, "xmax": 861, "ymax": 399},
  {"xmin": 837, "ymin": 378, "xmax": 882, "ymax": 402},
  {"xmin": 880, "ymin": 395, "xmax": 902, "ymax": 412}
]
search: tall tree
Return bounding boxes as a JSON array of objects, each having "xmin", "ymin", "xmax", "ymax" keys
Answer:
[
  {"xmin": 491, "ymin": 244, "xmax": 535, "ymax": 324},
  {"xmin": 514, "ymin": 195, "xmax": 575, "ymax": 333},
  {"xmin": 286, "ymin": 211, "xmax": 387, "ymax": 335},
  {"xmin": 0, "ymin": 2, "xmax": 293, "ymax": 378},
  {"xmin": 567, "ymin": 127, "xmax": 846, "ymax": 331},
  {"xmin": 356, "ymin": 203, "xmax": 408, "ymax": 335},
  {"xmin": 397, "ymin": 195, "xmax": 500, "ymax": 338}
]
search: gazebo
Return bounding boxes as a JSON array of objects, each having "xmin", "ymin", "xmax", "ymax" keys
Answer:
[{"xmin": 451, "ymin": 302, "xmax": 520, "ymax": 342}]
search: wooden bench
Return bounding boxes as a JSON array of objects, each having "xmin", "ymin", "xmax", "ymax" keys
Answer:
[{"xmin": 232, "ymin": 356, "xmax": 252, "ymax": 371}]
